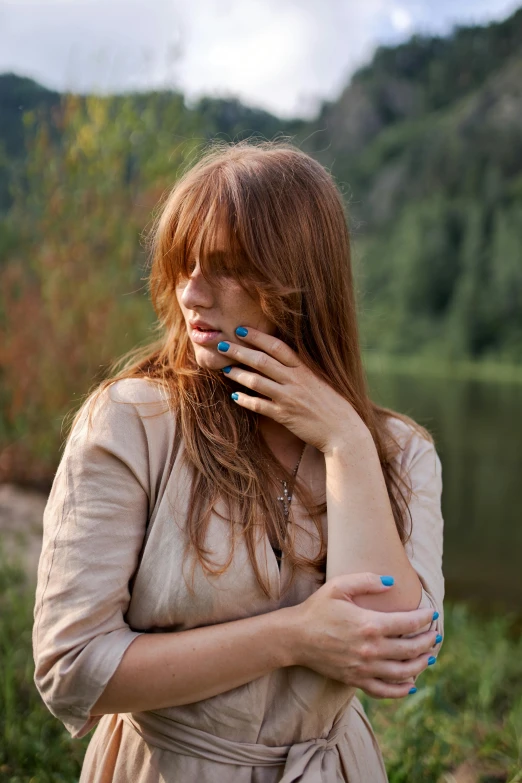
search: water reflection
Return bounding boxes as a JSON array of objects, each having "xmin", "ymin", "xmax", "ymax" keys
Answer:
[{"xmin": 367, "ymin": 371, "xmax": 522, "ymax": 610}]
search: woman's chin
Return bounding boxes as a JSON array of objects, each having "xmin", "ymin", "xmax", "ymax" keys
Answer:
[{"xmin": 193, "ymin": 346, "xmax": 228, "ymax": 371}]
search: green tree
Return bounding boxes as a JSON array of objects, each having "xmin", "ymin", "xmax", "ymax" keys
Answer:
[{"xmin": 0, "ymin": 93, "xmax": 200, "ymax": 482}]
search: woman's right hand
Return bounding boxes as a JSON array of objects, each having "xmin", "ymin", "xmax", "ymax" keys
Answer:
[{"xmin": 287, "ymin": 572, "xmax": 439, "ymax": 699}]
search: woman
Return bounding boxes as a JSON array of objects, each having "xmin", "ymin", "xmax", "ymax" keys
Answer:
[{"xmin": 33, "ymin": 140, "xmax": 444, "ymax": 782}]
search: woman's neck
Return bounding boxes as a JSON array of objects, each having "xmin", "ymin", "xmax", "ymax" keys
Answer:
[{"xmin": 258, "ymin": 417, "xmax": 306, "ymax": 473}]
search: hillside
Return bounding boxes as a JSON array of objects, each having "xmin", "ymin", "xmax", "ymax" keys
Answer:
[
  {"xmin": 295, "ymin": 8, "xmax": 522, "ymax": 360},
  {"xmin": 0, "ymin": 6, "xmax": 521, "ymax": 372},
  {"xmin": 0, "ymin": 74, "xmax": 303, "ymax": 213}
]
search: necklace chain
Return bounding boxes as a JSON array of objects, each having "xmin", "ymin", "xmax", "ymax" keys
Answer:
[{"xmin": 277, "ymin": 443, "xmax": 306, "ymax": 517}]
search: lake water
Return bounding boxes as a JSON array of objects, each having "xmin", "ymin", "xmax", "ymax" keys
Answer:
[{"xmin": 367, "ymin": 371, "xmax": 522, "ymax": 612}]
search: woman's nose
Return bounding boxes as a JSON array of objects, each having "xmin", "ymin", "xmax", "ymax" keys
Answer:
[{"xmin": 179, "ymin": 267, "xmax": 215, "ymax": 310}]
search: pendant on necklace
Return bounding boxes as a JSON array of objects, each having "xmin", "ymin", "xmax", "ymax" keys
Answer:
[
  {"xmin": 277, "ymin": 480, "xmax": 292, "ymax": 517},
  {"xmin": 276, "ymin": 444, "xmax": 305, "ymax": 519}
]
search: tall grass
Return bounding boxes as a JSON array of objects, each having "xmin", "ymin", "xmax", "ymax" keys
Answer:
[
  {"xmin": 1, "ymin": 547, "xmax": 521, "ymax": 782},
  {"xmin": 0, "ymin": 93, "xmax": 199, "ymax": 486},
  {"xmin": 0, "ymin": 549, "xmax": 90, "ymax": 781},
  {"xmin": 359, "ymin": 605, "xmax": 522, "ymax": 782}
]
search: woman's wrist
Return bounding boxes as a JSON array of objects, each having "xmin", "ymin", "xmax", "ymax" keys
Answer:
[
  {"xmin": 322, "ymin": 419, "xmax": 373, "ymax": 458},
  {"xmin": 268, "ymin": 605, "xmax": 303, "ymax": 668}
]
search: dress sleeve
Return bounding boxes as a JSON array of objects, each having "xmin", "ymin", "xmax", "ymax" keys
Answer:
[
  {"xmin": 32, "ymin": 382, "xmax": 150, "ymax": 739},
  {"xmin": 400, "ymin": 429, "xmax": 445, "ymax": 660}
]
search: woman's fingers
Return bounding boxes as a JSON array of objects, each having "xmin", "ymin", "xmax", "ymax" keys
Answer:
[
  {"xmin": 357, "ymin": 678, "xmax": 418, "ymax": 700},
  {"xmin": 233, "ymin": 326, "xmax": 302, "ymax": 369},
  {"xmin": 364, "ymin": 652, "xmax": 435, "ymax": 681},
  {"xmin": 377, "ymin": 606, "xmax": 437, "ymax": 637},
  {"xmin": 379, "ymin": 629, "xmax": 441, "ymax": 661},
  {"xmin": 217, "ymin": 335, "xmax": 295, "ymax": 383},
  {"xmin": 223, "ymin": 365, "xmax": 281, "ymax": 398}
]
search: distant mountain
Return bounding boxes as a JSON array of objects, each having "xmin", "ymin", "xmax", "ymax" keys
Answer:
[
  {"xmin": 2, "ymin": 7, "xmax": 521, "ymax": 215},
  {"xmin": 296, "ymin": 8, "xmax": 522, "ymax": 359},
  {"xmin": 1, "ymin": 5, "xmax": 521, "ymax": 360},
  {"xmin": 0, "ymin": 74, "xmax": 59, "ymax": 210},
  {"xmin": 313, "ymin": 7, "xmax": 522, "ymax": 148},
  {"xmin": 0, "ymin": 73, "xmax": 60, "ymax": 158},
  {"xmin": 302, "ymin": 7, "xmax": 522, "ymax": 219},
  {"xmin": 0, "ymin": 74, "xmax": 302, "ymax": 212}
]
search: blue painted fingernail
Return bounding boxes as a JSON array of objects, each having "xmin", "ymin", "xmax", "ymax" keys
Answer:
[
  {"xmin": 408, "ymin": 687, "xmax": 417, "ymax": 694},
  {"xmin": 231, "ymin": 392, "xmax": 239, "ymax": 400},
  {"xmin": 428, "ymin": 656, "xmax": 436, "ymax": 665},
  {"xmin": 432, "ymin": 611, "xmax": 439, "ymax": 620},
  {"xmin": 218, "ymin": 341, "xmax": 230, "ymax": 352},
  {"xmin": 235, "ymin": 326, "xmax": 248, "ymax": 337},
  {"xmin": 222, "ymin": 366, "xmax": 232, "ymax": 373},
  {"xmin": 435, "ymin": 634, "xmax": 443, "ymax": 644},
  {"xmin": 380, "ymin": 576, "xmax": 394, "ymax": 586}
]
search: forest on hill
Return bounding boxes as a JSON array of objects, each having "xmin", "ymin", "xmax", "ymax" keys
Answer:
[{"xmin": 0, "ymin": 6, "xmax": 521, "ymax": 480}]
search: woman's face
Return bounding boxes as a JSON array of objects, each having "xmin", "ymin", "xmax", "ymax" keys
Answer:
[{"xmin": 175, "ymin": 232, "xmax": 277, "ymax": 372}]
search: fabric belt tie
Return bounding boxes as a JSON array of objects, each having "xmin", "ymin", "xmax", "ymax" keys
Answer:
[{"xmin": 121, "ymin": 703, "xmax": 354, "ymax": 782}]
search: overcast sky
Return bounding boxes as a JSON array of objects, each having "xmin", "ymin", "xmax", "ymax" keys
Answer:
[{"xmin": 1, "ymin": 0, "xmax": 520, "ymax": 118}]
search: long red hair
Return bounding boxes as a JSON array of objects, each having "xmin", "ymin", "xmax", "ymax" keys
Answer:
[{"xmin": 69, "ymin": 139, "xmax": 432, "ymax": 597}]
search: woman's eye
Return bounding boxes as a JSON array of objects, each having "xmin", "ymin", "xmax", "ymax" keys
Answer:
[{"xmin": 179, "ymin": 259, "xmax": 232, "ymax": 281}]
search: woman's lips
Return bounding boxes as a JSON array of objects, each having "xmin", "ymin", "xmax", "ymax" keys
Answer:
[{"xmin": 190, "ymin": 327, "xmax": 222, "ymax": 345}]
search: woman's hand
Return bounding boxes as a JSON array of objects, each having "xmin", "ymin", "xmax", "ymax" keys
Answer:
[
  {"xmin": 285, "ymin": 572, "xmax": 439, "ymax": 699},
  {"xmin": 218, "ymin": 326, "xmax": 366, "ymax": 453}
]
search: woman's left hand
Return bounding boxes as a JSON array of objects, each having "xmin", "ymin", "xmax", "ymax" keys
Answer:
[{"xmin": 217, "ymin": 326, "xmax": 369, "ymax": 454}]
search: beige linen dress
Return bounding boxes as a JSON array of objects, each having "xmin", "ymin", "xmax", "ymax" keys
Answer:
[{"xmin": 32, "ymin": 378, "xmax": 445, "ymax": 783}]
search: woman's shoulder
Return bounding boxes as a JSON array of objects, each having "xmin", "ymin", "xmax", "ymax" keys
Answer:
[
  {"xmin": 71, "ymin": 377, "xmax": 174, "ymax": 451},
  {"xmin": 105, "ymin": 376, "xmax": 171, "ymax": 407},
  {"xmin": 60, "ymin": 377, "xmax": 177, "ymax": 509},
  {"xmin": 84, "ymin": 377, "xmax": 172, "ymax": 419}
]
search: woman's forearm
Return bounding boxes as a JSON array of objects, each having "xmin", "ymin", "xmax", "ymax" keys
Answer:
[
  {"xmin": 91, "ymin": 606, "xmax": 297, "ymax": 717},
  {"xmin": 325, "ymin": 429, "xmax": 422, "ymax": 612}
]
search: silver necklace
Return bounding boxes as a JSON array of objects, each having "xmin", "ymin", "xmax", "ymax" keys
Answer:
[{"xmin": 277, "ymin": 443, "xmax": 306, "ymax": 517}]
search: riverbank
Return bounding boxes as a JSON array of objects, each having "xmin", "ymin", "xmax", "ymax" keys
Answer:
[{"xmin": 363, "ymin": 352, "xmax": 522, "ymax": 385}]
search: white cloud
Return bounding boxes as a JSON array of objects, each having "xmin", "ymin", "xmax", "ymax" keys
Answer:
[{"xmin": 0, "ymin": 0, "xmax": 519, "ymax": 118}]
